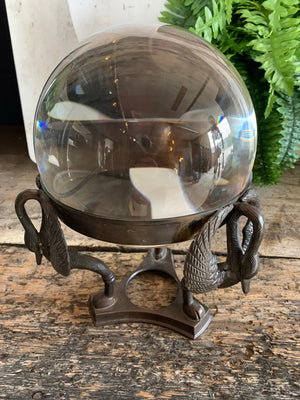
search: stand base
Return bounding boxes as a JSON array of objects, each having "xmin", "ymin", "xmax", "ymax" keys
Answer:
[
  {"xmin": 88, "ymin": 249, "xmax": 212, "ymax": 339},
  {"xmin": 15, "ymin": 181, "xmax": 264, "ymax": 340}
]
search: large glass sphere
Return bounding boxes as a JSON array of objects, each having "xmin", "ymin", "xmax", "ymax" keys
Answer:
[{"xmin": 34, "ymin": 25, "xmax": 256, "ymax": 240}]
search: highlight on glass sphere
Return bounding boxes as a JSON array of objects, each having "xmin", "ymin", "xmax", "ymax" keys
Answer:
[{"xmin": 34, "ymin": 24, "xmax": 257, "ymax": 222}]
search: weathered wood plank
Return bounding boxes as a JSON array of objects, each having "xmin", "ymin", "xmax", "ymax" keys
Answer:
[{"xmin": 0, "ymin": 246, "xmax": 299, "ymax": 400}]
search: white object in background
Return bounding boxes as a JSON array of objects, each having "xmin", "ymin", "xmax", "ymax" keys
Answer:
[
  {"xmin": 48, "ymin": 101, "xmax": 107, "ymax": 121},
  {"xmin": 129, "ymin": 168, "xmax": 196, "ymax": 219},
  {"xmin": 6, "ymin": 0, "xmax": 165, "ymax": 162},
  {"xmin": 5, "ymin": 0, "xmax": 79, "ymax": 162},
  {"xmin": 68, "ymin": 0, "xmax": 166, "ymax": 42}
]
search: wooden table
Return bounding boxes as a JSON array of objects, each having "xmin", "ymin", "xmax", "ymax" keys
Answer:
[{"xmin": 0, "ymin": 127, "xmax": 299, "ymax": 399}]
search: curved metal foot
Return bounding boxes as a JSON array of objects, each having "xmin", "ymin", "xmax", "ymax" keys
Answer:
[
  {"xmin": 182, "ymin": 284, "xmax": 209, "ymax": 321},
  {"xmin": 15, "ymin": 181, "xmax": 116, "ymax": 308}
]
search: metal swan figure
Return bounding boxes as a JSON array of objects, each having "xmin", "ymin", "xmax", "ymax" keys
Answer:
[
  {"xmin": 15, "ymin": 176, "xmax": 115, "ymax": 301},
  {"xmin": 182, "ymin": 188, "xmax": 264, "ymax": 319}
]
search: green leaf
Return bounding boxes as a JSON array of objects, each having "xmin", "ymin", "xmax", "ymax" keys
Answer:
[
  {"xmin": 251, "ymin": 29, "xmax": 298, "ymax": 96},
  {"xmin": 277, "ymin": 87, "xmax": 300, "ymax": 170},
  {"xmin": 217, "ymin": 29, "xmax": 247, "ymax": 56},
  {"xmin": 184, "ymin": 0, "xmax": 214, "ymax": 16},
  {"xmin": 236, "ymin": 0, "xmax": 300, "ymax": 108},
  {"xmin": 264, "ymin": 88, "xmax": 277, "ymax": 118},
  {"xmin": 253, "ymin": 108, "xmax": 284, "ymax": 186},
  {"xmin": 159, "ymin": 0, "xmax": 197, "ymax": 28},
  {"xmin": 263, "ymin": 0, "xmax": 300, "ymax": 32},
  {"xmin": 263, "ymin": 0, "xmax": 288, "ymax": 32},
  {"xmin": 224, "ymin": 0, "xmax": 233, "ymax": 23},
  {"xmin": 192, "ymin": 0, "xmax": 227, "ymax": 42},
  {"xmin": 234, "ymin": 57, "xmax": 284, "ymax": 185},
  {"xmin": 236, "ymin": 2, "xmax": 269, "ymax": 37}
]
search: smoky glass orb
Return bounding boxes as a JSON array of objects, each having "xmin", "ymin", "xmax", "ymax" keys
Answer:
[{"xmin": 34, "ymin": 25, "xmax": 256, "ymax": 232}]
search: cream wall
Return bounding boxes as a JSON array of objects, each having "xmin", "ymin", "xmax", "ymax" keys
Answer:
[{"xmin": 5, "ymin": 0, "xmax": 165, "ymax": 161}]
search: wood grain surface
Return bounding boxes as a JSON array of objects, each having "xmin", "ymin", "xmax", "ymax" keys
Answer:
[{"xmin": 0, "ymin": 247, "xmax": 299, "ymax": 400}]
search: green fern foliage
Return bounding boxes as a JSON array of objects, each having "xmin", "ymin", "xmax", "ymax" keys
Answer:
[
  {"xmin": 277, "ymin": 86, "xmax": 300, "ymax": 170},
  {"xmin": 233, "ymin": 57, "xmax": 284, "ymax": 185},
  {"xmin": 159, "ymin": 0, "xmax": 300, "ymax": 185},
  {"xmin": 191, "ymin": 0, "xmax": 227, "ymax": 42},
  {"xmin": 237, "ymin": 0, "xmax": 300, "ymax": 116},
  {"xmin": 185, "ymin": 0, "xmax": 214, "ymax": 16},
  {"xmin": 160, "ymin": 0, "xmax": 196, "ymax": 28}
]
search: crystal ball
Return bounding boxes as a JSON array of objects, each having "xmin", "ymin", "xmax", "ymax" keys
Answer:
[{"xmin": 34, "ymin": 25, "xmax": 256, "ymax": 242}]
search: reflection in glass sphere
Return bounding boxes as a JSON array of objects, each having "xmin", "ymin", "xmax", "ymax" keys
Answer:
[{"xmin": 34, "ymin": 25, "xmax": 256, "ymax": 223}]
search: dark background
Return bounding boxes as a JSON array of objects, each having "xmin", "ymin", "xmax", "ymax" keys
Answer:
[{"xmin": 0, "ymin": 2, "xmax": 24, "ymax": 125}]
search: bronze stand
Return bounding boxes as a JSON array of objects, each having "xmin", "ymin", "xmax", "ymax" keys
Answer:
[
  {"xmin": 89, "ymin": 247, "xmax": 212, "ymax": 339},
  {"xmin": 15, "ymin": 176, "xmax": 264, "ymax": 339}
]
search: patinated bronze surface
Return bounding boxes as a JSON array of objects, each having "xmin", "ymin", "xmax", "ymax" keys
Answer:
[
  {"xmin": 89, "ymin": 248, "xmax": 212, "ymax": 339},
  {"xmin": 15, "ymin": 176, "xmax": 264, "ymax": 339},
  {"xmin": 183, "ymin": 188, "xmax": 264, "ymax": 296}
]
